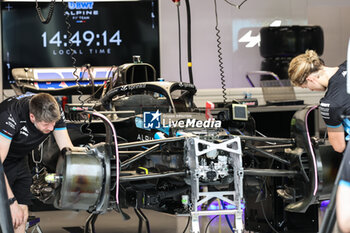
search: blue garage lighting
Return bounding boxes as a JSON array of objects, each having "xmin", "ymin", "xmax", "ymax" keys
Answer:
[
  {"xmin": 320, "ymin": 200, "xmax": 330, "ymax": 208},
  {"xmin": 203, "ymin": 201, "xmax": 245, "ymax": 211}
]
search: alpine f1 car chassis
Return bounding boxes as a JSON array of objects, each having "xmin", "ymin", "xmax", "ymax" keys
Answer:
[
  {"xmin": 30, "ymin": 106, "xmax": 340, "ymax": 233},
  {"xmin": 17, "ymin": 79, "xmax": 339, "ymax": 233}
]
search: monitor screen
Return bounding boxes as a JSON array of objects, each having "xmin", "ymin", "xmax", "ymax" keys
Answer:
[
  {"xmin": 1, "ymin": 1, "xmax": 159, "ymax": 89},
  {"xmin": 232, "ymin": 104, "xmax": 248, "ymax": 121}
]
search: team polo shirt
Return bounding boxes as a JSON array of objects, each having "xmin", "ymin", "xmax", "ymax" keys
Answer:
[
  {"xmin": 319, "ymin": 61, "xmax": 350, "ymax": 140},
  {"xmin": 0, "ymin": 94, "xmax": 66, "ymax": 160}
]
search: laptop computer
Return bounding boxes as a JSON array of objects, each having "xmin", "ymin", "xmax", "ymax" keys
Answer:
[{"xmin": 260, "ymin": 79, "xmax": 304, "ymax": 106}]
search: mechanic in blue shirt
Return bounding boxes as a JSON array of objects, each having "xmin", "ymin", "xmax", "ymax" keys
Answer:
[
  {"xmin": 0, "ymin": 93, "xmax": 77, "ymax": 233},
  {"xmin": 289, "ymin": 50, "xmax": 350, "ymax": 231},
  {"xmin": 289, "ymin": 50, "xmax": 349, "ymax": 153}
]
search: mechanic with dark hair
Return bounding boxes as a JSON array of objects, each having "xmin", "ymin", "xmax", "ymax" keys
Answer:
[
  {"xmin": 289, "ymin": 49, "xmax": 349, "ymax": 153},
  {"xmin": 0, "ymin": 93, "xmax": 77, "ymax": 233}
]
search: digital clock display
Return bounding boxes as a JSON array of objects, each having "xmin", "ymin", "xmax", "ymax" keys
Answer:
[
  {"xmin": 1, "ymin": 1, "xmax": 159, "ymax": 89},
  {"xmin": 41, "ymin": 30, "xmax": 122, "ymax": 47}
]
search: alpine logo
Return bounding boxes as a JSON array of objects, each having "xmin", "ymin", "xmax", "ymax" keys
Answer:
[
  {"xmin": 238, "ymin": 31, "xmax": 260, "ymax": 48},
  {"xmin": 238, "ymin": 20, "xmax": 282, "ymax": 48}
]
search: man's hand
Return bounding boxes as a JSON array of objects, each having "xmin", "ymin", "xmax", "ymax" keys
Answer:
[{"xmin": 10, "ymin": 201, "xmax": 25, "ymax": 229}]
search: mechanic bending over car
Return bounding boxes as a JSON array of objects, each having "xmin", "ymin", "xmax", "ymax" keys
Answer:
[
  {"xmin": 288, "ymin": 49, "xmax": 349, "ymax": 153},
  {"xmin": 0, "ymin": 93, "xmax": 85, "ymax": 233},
  {"xmin": 289, "ymin": 50, "xmax": 350, "ymax": 232}
]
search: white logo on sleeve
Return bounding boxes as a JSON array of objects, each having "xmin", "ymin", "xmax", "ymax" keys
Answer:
[
  {"xmin": 5, "ymin": 114, "xmax": 17, "ymax": 129},
  {"xmin": 20, "ymin": 126, "xmax": 29, "ymax": 136}
]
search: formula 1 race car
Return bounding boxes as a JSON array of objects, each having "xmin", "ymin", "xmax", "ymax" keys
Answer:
[{"xmin": 9, "ymin": 66, "xmax": 342, "ymax": 233}]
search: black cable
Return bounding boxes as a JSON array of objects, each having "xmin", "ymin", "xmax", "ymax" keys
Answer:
[
  {"xmin": 260, "ymin": 201, "xmax": 279, "ymax": 233},
  {"xmin": 110, "ymin": 66, "xmax": 120, "ymax": 91},
  {"xmin": 223, "ymin": 0, "xmax": 248, "ymax": 9},
  {"xmin": 62, "ymin": 1, "xmax": 79, "ymax": 93},
  {"xmin": 77, "ymin": 64, "xmax": 90, "ymax": 105},
  {"xmin": 62, "ymin": 3, "xmax": 89, "ymax": 106},
  {"xmin": 80, "ymin": 65, "xmax": 96, "ymax": 145},
  {"xmin": 35, "ymin": 0, "xmax": 55, "ymax": 24},
  {"xmin": 221, "ymin": 200, "xmax": 235, "ymax": 233},
  {"xmin": 184, "ymin": 0, "xmax": 194, "ymax": 84},
  {"xmin": 75, "ymin": 65, "xmax": 95, "ymax": 145},
  {"xmin": 63, "ymin": 1, "xmax": 94, "ymax": 145},
  {"xmin": 79, "ymin": 117, "xmax": 95, "ymax": 145},
  {"xmin": 213, "ymin": 0, "xmax": 227, "ymax": 104},
  {"xmin": 134, "ymin": 208, "xmax": 150, "ymax": 233},
  {"xmin": 86, "ymin": 64, "xmax": 95, "ymax": 100},
  {"xmin": 84, "ymin": 84, "xmax": 105, "ymax": 102},
  {"xmin": 205, "ymin": 215, "xmax": 219, "ymax": 233},
  {"xmin": 105, "ymin": 66, "xmax": 117, "ymax": 94},
  {"xmin": 182, "ymin": 216, "xmax": 190, "ymax": 233},
  {"xmin": 223, "ymin": 0, "xmax": 236, "ymax": 7},
  {"xmin": 62, "ymin": 0, "xmax": 82, "ymax": 102},
  {"xmin": 84, "ymin": 66, "xmax": 117, "ymax": 102},
  {"xmin": 176, "ymin": 4, "xmax": 183, "ymax": 82}
]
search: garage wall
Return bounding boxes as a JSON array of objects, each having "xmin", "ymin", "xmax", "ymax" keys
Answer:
[
  {"xmin": 308, "ymin": 0, "xmax": 350, "ymax": 67},
  {"xmin": 1, "ymin": 0, "xmax": 349, "ymax": 102},
  {"xmin": 159, "ymin": 0, "xmax": 350, "ymax": 89}
]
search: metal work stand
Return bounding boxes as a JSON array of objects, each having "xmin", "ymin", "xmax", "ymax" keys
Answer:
[
  {"xmin": 25, "ymin": 216, "xmax": 43, "ymax": 233},
  {"xmin": 185, "ymin": 137, "xmax": 244, "ymax": 233}
]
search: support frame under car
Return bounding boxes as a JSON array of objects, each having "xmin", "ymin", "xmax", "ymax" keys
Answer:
[{"xmin": 184, "ymin": 137, "xmax": 244, "ymax": 233}]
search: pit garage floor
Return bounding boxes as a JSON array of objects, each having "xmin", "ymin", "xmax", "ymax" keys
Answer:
[
  {"xmin": 28, "ymin": 208, "xmax": 190, "ymax": 233},
  {"xmin": 27, "ymin": 206, "xmax": 340, "ymax": 233}
]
